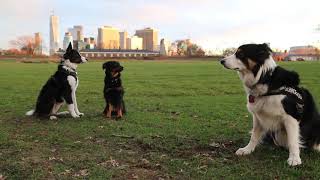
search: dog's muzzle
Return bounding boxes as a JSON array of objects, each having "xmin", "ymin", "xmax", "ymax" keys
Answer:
[{"xmin": 115, "ymin": 66, "xmax": 124, "ymax": 72}]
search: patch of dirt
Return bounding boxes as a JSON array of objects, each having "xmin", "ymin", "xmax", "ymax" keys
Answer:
[{"xmin": 115, "ymin": 168, "xmax": 170, "ymax": 180}]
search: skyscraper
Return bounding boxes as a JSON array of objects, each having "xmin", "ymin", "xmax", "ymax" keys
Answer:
[
  {"xmin": 119, "ymin": 31, "xmax": 128, "ymax": 49},
  {"xmin": 68, "ymin": 25, "xmax": 84, "ymax": 41},
  {"xmin": 97, "ymin": 26, "xmax": 120, "ymax": 49},
  {"xmin": 63, "ymin": 32, "xmax": 73, "ymax": 50},
  {"xmin": 49, "ymin": 15, "xmax": 60, "ymax": 55},
  {"xmin": 34, "ymin": 32, "xmax": 42, "ymax": 55},
  {"xmin": 160, "ymin": 38, "xmax": 171, "ymax": 56},
  {"xmin": 126, "ymin": 36, "xmax": 143, "ymax": 50},
  {"xmin": 135, "ymin": 27, "xmax": 159, "ymax": 51}
]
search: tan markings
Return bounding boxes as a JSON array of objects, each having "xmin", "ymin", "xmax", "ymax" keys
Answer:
[
  {"xmin": 248, "ymin": 59, "xmax": 257, "ymax": 70},
  {"xmin": 112, "ymin": 72, "xmax": 119, "ymax": 77},
  {"xmin": 117, "ymin": 108, "xmax": 123, "ymax": 119},
  {"xmin": 106, "ymin": 104, "xmax": 113, "ymax": 118}
]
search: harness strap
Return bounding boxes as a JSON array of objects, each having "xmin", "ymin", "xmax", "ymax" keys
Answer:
[
  {"xmin": 262, "ymin": 86, "xmax": 304, "ymax": 115},
  {"xmin": 58, "ymin": 65, "xmax": 78, "ymax": 80},
  {"xmin": 262, "ymin": 86, "xmax": 303, "ymax": 102}
]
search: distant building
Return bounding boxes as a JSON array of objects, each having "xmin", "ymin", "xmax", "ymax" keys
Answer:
[
  {"xmin": 84, "ymin": 37, "xmax": 96, "ymax": 49},
  {"xmin": 119, "ymin": 31, "xmax": 128, "ymax": 49},
  {"xmin": 287, "ymin": 45, "xmax": 319, "ymax": 61},
  {"xmin": 127, "ymin": 36, "xmax": 143, "ymax": 50},
  {"xmin": 89, "ymin": 37, "xmax": 96, "ymax": 49},
  {"xmin": 160, "ymin": 38, "xmax": 171, "ymax": 56},
  {"xmin": 90, "ymin": 37, "xmax": 95, "ymax": 44},
  {"xmin": 63, "ymin": 32, "xmax": 73, "ymax": 50},
  {"xmin": 57, "ymin": 49, "xmax": 159, "ymax": 59},
  {"xmin": 135, "ymin": 27, "xmax": 159, "ymax": 51},
  {"xmin": 78, "ymin": 40, "xmax": 87, "ymax": 51},
  {"xmin": 34, "ymin": 32, "xmax": 42, "ymax": 55},
  {"xmin": 168, "ymin": 42, "xmax": 178, "ymax": 56},
  {"xmin": 68, "ymin": 25, "xmax": 84, "ymax": 41},
  {"xmin": 84, "ymin": 37, "xmax": 89, "ymax": 46},
  {"xmin": 73, "ymin": 40, "xmax": 79, "ymax": 50},
  {"xmin": 289, "ymin": 45, "xmax": 317, "ymax": 55},
  {"xmin": 49, "ymin": 15, "xmax": 60, "ymax": 55},
  {"xmin": 97, "ymin": 26, "xmax": 120, "ymax": 49}
]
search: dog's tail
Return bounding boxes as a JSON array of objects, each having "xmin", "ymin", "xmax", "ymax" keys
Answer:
[
  {"xmin": 26, "ymin": 109, "xmax": 35, "ymax": 116},
  {"xmin": 301, "ymin": 88, "xmax": 319, "ymax": 121},
  {"xmin": 300, "ymin": 88, "xmax": 320, "ymax": 147}
]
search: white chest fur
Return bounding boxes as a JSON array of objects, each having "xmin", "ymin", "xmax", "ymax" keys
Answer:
[{"xmin": 247, "ymin": 95, "xmax": 286, "ymax": 131}]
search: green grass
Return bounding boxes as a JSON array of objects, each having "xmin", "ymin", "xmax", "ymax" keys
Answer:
[{"xmin": 0, "ymin": 59, "xmax": 320, "ymax": 179}]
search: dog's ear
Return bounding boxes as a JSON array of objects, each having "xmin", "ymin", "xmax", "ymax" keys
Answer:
[
  {"xmin": 66, "ymin": 42, "xmax": 72, "ymax": 52},
  {"xmin": 261, "ymin": 43, "xmax": 272, "ymax": 52},
  {"xmin": 102, "ymin": 62, "xmax": 108, "ymax": 70},
  {"xmin": 256, "ymin": 43, "xmax": 272, "ymax": 64}
]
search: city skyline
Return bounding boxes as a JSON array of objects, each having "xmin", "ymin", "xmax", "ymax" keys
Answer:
[{"xmin": 1, "ymin": 0, "xmax": 320, "ymax": 52}]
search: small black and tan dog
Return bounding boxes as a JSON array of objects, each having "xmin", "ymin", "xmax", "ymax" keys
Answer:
[{"xmin": 102, "ymin": 61, "xmax": 126, "ymax": 119}]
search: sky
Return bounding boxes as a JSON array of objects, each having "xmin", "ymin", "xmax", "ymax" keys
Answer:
[{"xmin": 1, "ymin": 0, "xmax": 320, "ymax": 52}]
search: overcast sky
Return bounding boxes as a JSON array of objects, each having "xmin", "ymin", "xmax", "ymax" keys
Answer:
[{"xmin": 1, "ymin": 0, "xmax": 320, "ymax": 51}]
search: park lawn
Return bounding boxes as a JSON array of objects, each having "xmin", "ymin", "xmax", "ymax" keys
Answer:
[{"xmin": 0, "ymin": 59, "xmax": 320, "ymax": 179}]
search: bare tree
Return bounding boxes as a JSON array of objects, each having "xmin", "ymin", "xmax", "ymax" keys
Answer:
[
  {"xmin": 9, "ymin": 36, "xmax": 36, "ymax": 55},
  {"xmin": 222, "ymin": 48, "xmax": 237, "ymax": 57}
]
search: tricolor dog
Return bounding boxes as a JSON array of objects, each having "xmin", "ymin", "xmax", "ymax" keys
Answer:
[
  {"xmin": 26, "ymin": 43, "xmax": 88, "ymax": 119},
  {"xmin": 102, "ymin": 61, "xmax": 126, "ymax": 119},
  {"xmin": 220, "ymin": 43, "xmax": 320, "ymax": 166}
]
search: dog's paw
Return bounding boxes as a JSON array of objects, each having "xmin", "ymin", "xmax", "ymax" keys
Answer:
[
  {"xmin": 287, "ymin": 156, "xmax": 302, "ymax": 166},
  {"xmin": 57, "ymin": 111, "xmax": 69, "ymax": 116},
  {"xmin": 77, "ymin": 112, "xmax": 84, "ymax": 116},
  {"xmin": 71, "ymin": 114, "xmax": 80, "ymax": 118},
  {"xmin": 235, "ymin": 147, "xmax": 254, "ymax": 156},
  {"xmin": 49, "ymin": 115, "xmax": 57, "ymax": 120}
]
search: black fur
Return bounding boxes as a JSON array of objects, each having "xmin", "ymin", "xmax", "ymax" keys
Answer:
[
  {"xmin": 34, "ymin": 66, "xmax": 74, "ymax": 117},
  {"xmin": 102, "ymin": 61, "xmax": 126, "ymax": 118},
  {"xmin": 246, "ymin": 46, "xmax": 320, "ymax": 148},
  {"xmin": 29, "ymin": 43, "xmax": 87, "ymax": 118},
  {"xmin": 236, "ymin": 43, "xmax": 273, "ymax": 76},
  {"xmin": 63, "ymin": 43, "xmax": 84, "ymax": 64},
  {"xmin": 258, "ymin": 67, "xmax": 300, "ymax": 90}
]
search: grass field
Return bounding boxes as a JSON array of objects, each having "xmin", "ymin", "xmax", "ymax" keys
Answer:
[{"xmin": 0, "ymin": 59, "xmax": 320, "ymax": 179}]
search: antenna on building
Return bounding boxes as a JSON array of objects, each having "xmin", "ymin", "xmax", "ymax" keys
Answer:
[{"xmin": 50, "ymin": 10, "xmax": 54, "ymax": 16}]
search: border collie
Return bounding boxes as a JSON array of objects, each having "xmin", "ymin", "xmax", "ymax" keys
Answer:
[
  {"xmin": 26, "ymin": 43, "xmax": 88, "ymax": 120},
  {"xmin": 102, "ymin": 61, "xmax": 126, "ymax": 119},
  {"xmin": 220, "ymin": 43, "xmax": 320, "ymax": 166}
]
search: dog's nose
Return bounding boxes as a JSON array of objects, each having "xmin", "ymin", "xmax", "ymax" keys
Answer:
[{"xmin": 220, "ymin": 59, "xmax": 226, "ymax": 65}]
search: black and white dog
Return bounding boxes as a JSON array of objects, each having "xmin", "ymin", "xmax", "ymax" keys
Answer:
[
  {"xmin": 26, "ymin": 43, "xmax": 88, "ymax": 120},
  {"xmin": 220, "ymin": 43, "xmax": 320, "ymax": 166}
]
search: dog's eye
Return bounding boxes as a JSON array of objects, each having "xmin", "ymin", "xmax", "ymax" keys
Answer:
[{"xmin": 236, "ymin": 52, "xmax": 245, "ymax": 59}]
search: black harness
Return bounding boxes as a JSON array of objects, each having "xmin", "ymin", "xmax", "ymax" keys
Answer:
[
  {"xmin": 57, "ymin": 64, "xmax": 78, "ymax": 80},
  {"xmin": 249, "ymin": 86, "xmax": 304, "ymax": 118},
  {"xmin": 262, "ymin": 86, "xmax": 304, "ymax": 114}
]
